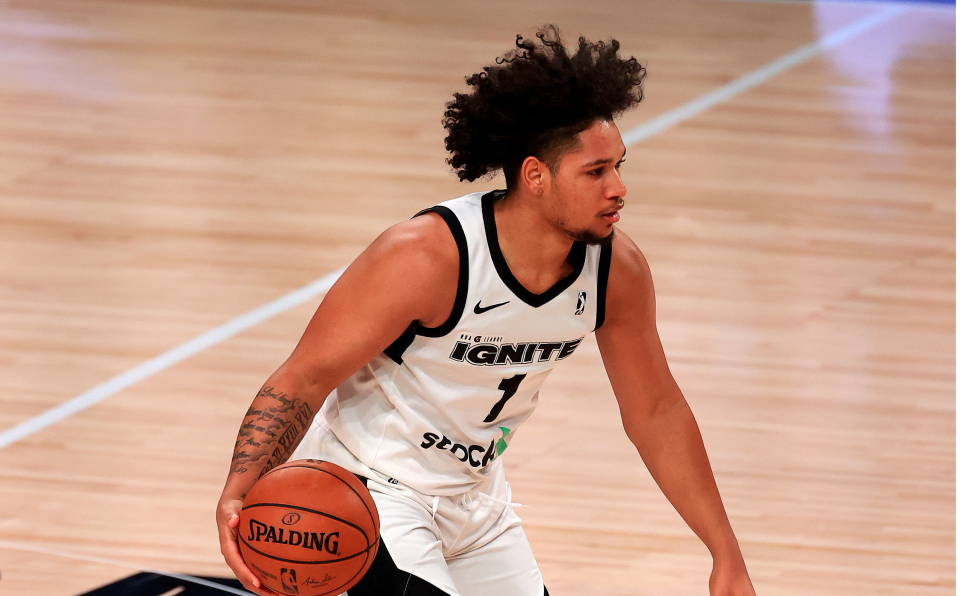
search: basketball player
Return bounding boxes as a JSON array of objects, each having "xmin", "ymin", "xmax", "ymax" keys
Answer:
[{"xmin": 217, "ymin": 27, "xmax": 756, "ymax": 596}]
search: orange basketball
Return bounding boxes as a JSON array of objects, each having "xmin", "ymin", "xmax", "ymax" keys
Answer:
[{"xmin": 238, "ymin": 460, "xmax": 380, "ymax": 596}]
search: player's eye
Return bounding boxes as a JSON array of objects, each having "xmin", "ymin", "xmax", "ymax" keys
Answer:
[{"xmin": 615, "ymin": 159, "xmax": 625, "ymax": 169}]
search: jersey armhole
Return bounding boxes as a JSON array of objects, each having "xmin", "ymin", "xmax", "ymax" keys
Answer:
[
  {"xmin": 383, "ymin": 206, "xmax": 469, "ymax": 364},
  {"xmin": 593, "ymin": 243, "xmax": 612, "ymax": 332}
]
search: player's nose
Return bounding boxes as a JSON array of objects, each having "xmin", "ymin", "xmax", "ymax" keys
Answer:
[{"xmin": 608, "ymin": 170, "xmax": 627, "ymax": 199}]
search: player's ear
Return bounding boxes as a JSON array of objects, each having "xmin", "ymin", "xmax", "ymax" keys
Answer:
[{"xmin": 519, "ymin": 155, "xmax": 547, "ymax": 196}]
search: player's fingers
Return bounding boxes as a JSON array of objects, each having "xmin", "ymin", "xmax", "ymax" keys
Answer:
[
  {"xmin": 238, "ymin": 576, "xmax": 280, "ymax": 596},
  {"xmin": 228, "ymin": 559, "xmax": 282, "ymax": 596},
  {"xmin": 220, "ymin": 516, "xmax": 243, "ymax": 562},
  {"xmin": 224, "ymin": 546, "xmax": 267, "ymax": 594},
  {"xmin": 250, "ymin": 582, "xmax": 284, "ymax": 596},
  {"xmin": 218, "ymin": 515, "xmax": 263, "ymax": 590},
  {"xmin": 217, "ymin": 522, "xmax": 281, "ymax": 596},
  {"xmin": 227, "ymin": 510, "xmax": 240, "ymax": 538},
  {"xmin": 219, "ymin": 500, "xmax": 242, "ymax": 521}
]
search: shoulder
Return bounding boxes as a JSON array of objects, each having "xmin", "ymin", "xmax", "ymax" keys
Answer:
[
  {"xmin": 286, "ymin": 208, "xmax": 464, "ymax": 378},
  {"xmin": 350, "ymin": 209, "xmax": 461, "ymax": 328},
  {"xmin": 603, "ymin": 228, "xmax": 655, "ymax": 327},
  {"xmin": 609, "ymin": 228, "xmax": 651, "ymax": 283},
  {"xmin": 365, "ymin": 211, "xmax": 460, "ymax": 279}
]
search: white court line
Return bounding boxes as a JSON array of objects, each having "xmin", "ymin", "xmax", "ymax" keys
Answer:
[
  {"xmin": 0, "ymin": 267, "xmax": 345, "ymax": 450},
  {"xmin": 0, "ymin": 540, "xmax": 253, "ymax": 596},
  {"xmin": 0, "ymin": 5, "xmax": 906, "ymax": 451},
  {"xmin": 622, "ymin": 3, "xmax": 908, "ymax": 145}
]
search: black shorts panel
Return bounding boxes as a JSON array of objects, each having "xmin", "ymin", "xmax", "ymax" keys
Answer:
[
  {"xmin": 350, "ymin": 474, "xmax": 449, "ymax": 596},
  {"xmin": 349, "ymin": 537, "xmax": 449, "ymax": 596}
]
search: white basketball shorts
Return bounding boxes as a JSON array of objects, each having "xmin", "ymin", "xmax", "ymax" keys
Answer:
[{"xmin": 291, "ymin": 418, "xmax": 545, "ymax": 596}]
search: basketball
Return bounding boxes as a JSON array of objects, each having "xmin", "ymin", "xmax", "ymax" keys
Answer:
[{"xmin": 238, "ymin": 460, "xmax": 380, "ymax": 596}]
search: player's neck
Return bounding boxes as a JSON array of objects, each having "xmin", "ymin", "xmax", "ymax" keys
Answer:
[{"xmin": 494, "ymin": 189, "xmax": 577, "ymax": 294}]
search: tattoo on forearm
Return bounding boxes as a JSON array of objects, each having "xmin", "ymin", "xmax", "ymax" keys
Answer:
[
  {"xmin": 260, "ymin": 387, "xmax": 294, "ymax": 410},
  {"xmin": 259, "ymin": 401, "xmax": 313, "ymax": 478},
  {"xmin": 230, "ymin": 386, "xmax": 314, "ymax": 476}
]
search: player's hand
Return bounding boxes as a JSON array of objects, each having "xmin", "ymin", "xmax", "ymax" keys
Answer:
[
  {"xmin": 217, "ymin": 497, "xmax": 281, "ymax": 596},
  {"xmin": 708, "ymin": 557, "xmax": 756, "ymax": 596}
]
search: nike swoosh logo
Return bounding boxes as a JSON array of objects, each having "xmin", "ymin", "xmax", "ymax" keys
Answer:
[{"xmin": 474, "ymin": 300, "xmax": 510, "ymax": 314}]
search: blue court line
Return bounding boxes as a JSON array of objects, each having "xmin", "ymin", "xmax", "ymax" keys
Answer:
[{"xmin": 0, "ymin": 4, "xmax": 908, "ymax": 451}]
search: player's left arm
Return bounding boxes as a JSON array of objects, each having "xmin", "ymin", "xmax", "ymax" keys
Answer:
[{"xmin": 594, "ymin": 231, "xmax": 756, "ymax": 596}]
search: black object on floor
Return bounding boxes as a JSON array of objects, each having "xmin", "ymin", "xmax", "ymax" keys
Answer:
[{"xmin": 78, "ymin": 572, "xmax": 249, "ymax": 596}]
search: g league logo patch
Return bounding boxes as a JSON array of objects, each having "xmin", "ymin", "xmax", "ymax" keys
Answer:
[{"xmin": 575, "ymin": 291, "xmax": 586, "ymax": 315}]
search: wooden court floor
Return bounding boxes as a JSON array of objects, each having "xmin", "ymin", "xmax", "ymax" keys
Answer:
[{"xmin": 0, "ymin": 0, "xmax": 954, "ymax": 594}]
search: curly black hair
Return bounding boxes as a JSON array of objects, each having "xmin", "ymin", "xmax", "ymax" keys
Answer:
[{"xmin": 443, "ymin": 25, "xmax": 645, "ymax": 186}]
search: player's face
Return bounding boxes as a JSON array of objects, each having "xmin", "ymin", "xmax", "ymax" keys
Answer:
[{"xmin": 547, "ymin": 120, "xmax": 627, "ymax": 245}]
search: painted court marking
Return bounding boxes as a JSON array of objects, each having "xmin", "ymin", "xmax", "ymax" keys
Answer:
[
  {"xmin": 0, "ymin": 267, "xmax": 344, "ymax": 450},
  {"xmin": 0, "ymin": 5, "xmax": 907, "ymax": 455},
  {"xmin": 0, "ymin": 540, "xmax": 252, "ymax": 596},
  {"xmin": 621, "ymin": 3, "xmax": 907, "ymax": 145}
]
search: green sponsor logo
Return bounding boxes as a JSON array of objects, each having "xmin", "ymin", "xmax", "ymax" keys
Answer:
[{"xmin": 496, "ymin": 427, "xmax": 512, "ymax": 456}]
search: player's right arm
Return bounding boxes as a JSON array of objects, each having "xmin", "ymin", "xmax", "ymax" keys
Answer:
[
  {"xmin": 216, "ymin": 212, "xmax": 459, "ymax": 594},
  {"xmin": 595, "ymin": 230, "xmax": 755, "ymax": 596}
]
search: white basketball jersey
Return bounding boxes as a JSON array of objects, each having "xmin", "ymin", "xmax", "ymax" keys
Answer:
[{"xmin": 319, "ymin": 190, "xmax": 612, "ymax": 495}]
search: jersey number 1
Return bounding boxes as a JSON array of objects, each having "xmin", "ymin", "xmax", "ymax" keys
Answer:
[{"xmin": 484, "ymin": 374, "xmax": 527, "ymax": 423}]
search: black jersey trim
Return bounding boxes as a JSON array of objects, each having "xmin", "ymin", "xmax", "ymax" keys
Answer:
[
  {"xmin": 415, "ymin": 206, "xmax": 468, "ymax": 337},
  {"xmin": 481, "ymin": 191, "xmax": 586, "ymax": 308},
  {"xmin": 383, "ymin": 205, "xmax": 468, "ymax": 364},
  {"xmin": 383, "ymin": 324, "xmax": 415, "ymax": 364},
  {"xmin": 594, "ymin": 242, "xmax": 612, "ymax": 331}
]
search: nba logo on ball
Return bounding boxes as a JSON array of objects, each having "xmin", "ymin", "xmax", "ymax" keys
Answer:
[
  {"xmin": 238, "ymin": 460, "xmax": 380, "ymax": 596},
  {"xmin": 281, "ymin": 568, "xmax": 299, "ymax": 594}
]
